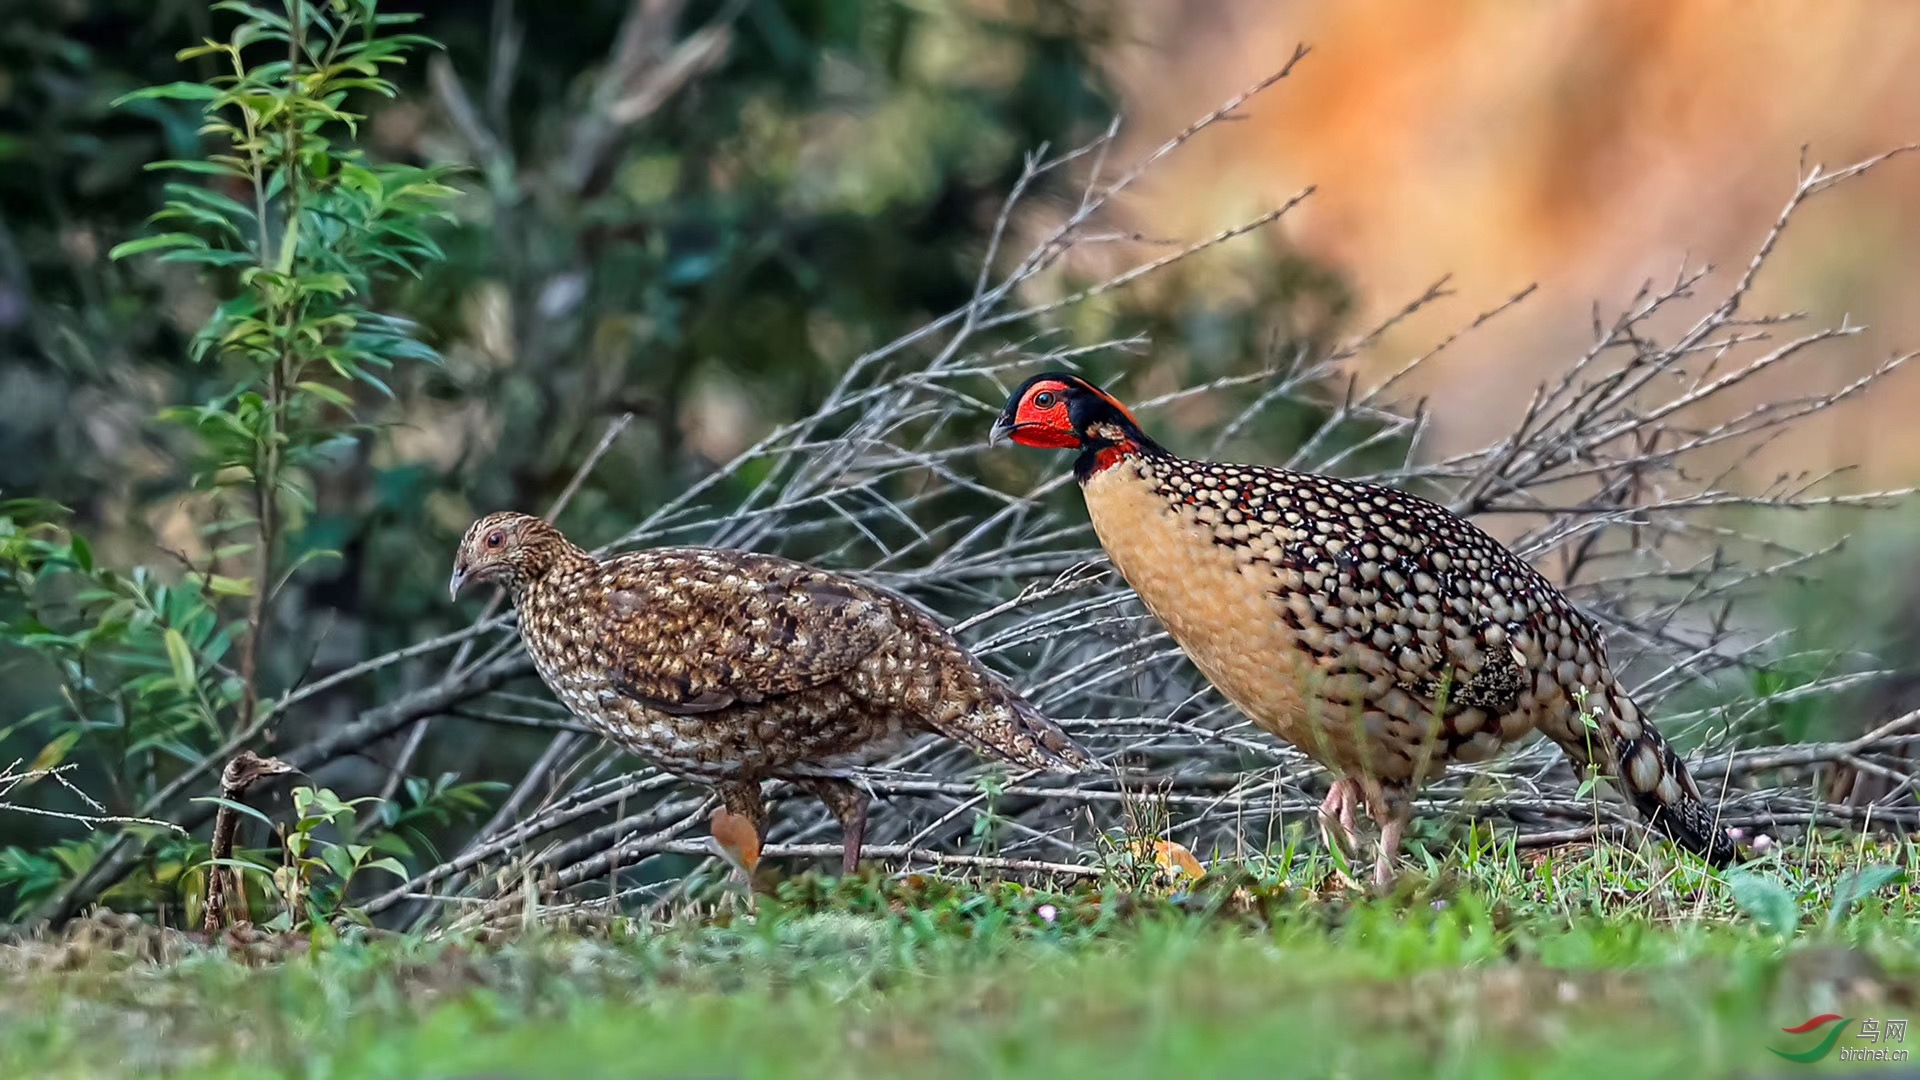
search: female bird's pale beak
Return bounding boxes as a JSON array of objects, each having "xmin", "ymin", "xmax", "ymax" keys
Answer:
[{"xmin": 448, "ymin": 566, "xmax": 469, "ymax": 602}]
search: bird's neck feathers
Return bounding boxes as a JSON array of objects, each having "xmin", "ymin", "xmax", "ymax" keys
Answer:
[
  {"xmin": 1073, "ymin": 415, "xmax": 1167, "ymax": 483},
  {"xmin": 509, "ymin": 529, "xmax": 596, "ymax": 600}
]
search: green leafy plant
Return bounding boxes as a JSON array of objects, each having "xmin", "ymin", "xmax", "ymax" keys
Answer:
[
  {"xmin": 0, "ymin": 499, "xmax": 235, "ymax": 768},
  {"xmin": 267, "ymin": 785, "xmax": 404, "ymax": 930},
  {"xmin": 109, "ymin": 0, "xmax": 456, "ymax": 736},
  {"xmin": 0, "ymin": 499, "xmax": 236, "ymax": 914},
  {"xmin": 190, "ymin": 783, "xmax": 404, "ymax": 932},
  {"xmin": 967, "ymin": 771, "xmax": 1007, "ymax": 857},
  {"xmin": 188, "ymin": 777, "xmax": 493, "ymax": 932},
  {"xmin": 359, "ymin": 772, "xmax": 507, "ymax": 868},
  {"xmin": 1569, "ymin": 685, "xmax": 1606, "ymax": 803},
  {"xmin": 0, "ymin": 0, "xmax": 458, "ymax": 921},
  {"xmin": 1728, "ymin": 870, "xmax": 1800, "ymax": 936}
]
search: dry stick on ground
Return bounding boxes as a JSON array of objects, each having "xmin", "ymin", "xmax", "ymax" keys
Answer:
[
  {"xmin": 39, "ymin": 66, "xmax": 1920, "ymax": 926},
  {"xmin": 199, "ymin": 750, "xmax": 296, "ymax": 935},
  {"xmin": 454, "ymin": 711, "xmax": 1920, "ymax": 914}
]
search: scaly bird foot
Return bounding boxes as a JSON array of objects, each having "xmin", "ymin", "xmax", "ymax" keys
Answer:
[
  {"xmin": 1370, "ymin": 801, "xmax": 1409, "ymax": 896},
  {"xmin": 1317, "ymin": 777, "xmax": 1364, "ymax": 859}
]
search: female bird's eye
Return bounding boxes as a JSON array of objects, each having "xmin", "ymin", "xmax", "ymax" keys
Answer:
[
  {"xmin": 1034, "ymin": 391, "xmax": 1056, "ymax": 409},
  {"xmin": 485, "ymin": 531, "xmax": 505, "ymax": 548}
]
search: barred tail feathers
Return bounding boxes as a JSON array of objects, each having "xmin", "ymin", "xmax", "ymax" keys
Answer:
[
  {"xmin": 882, "ymin": 585, "xmax": 1095, "ymax": 773},
  {"xmin": 1001, "ymin": 690, "xmax": 1095, "ymax": 772},
  {"xmin": 1552, "ymin": 683, "xmax": 1735, "ymax": 867},
  {"xmin": 933, "ymin": 666, "xmax": 1094, "ymax": 774}
]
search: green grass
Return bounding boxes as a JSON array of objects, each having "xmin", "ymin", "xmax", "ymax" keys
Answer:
[{"xmin": 4, "ymin": 837, "xmax": 1917, "ymax": 1079}]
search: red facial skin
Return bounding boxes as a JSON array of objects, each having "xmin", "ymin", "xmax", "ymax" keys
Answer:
[
  {"xmin": 1004, "ymin": 380, "xmax": 1081, "ymax": 449},
  {"xmin": 999, "ymin": 376, "xmax": 1154, "ymax": 477}
]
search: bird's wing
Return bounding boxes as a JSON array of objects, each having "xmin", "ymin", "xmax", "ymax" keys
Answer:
[
  {"xmin": 1222, "ymin": 463, "xmax": 1544, "ymax": 723},
  {"xmin": 596, "ymin": 553, "xmax": 897, "ymax": 715}
]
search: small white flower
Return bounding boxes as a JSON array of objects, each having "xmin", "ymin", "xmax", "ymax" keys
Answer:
[
  {"xmin": 1037, "ymin": 904, "xmax": 1058, "ymax": 923},
  {"xmin": 1752, "ymin": 833, "xmax": 1775, "ymax": 855}
]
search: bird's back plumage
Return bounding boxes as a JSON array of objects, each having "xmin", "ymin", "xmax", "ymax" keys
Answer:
[{"xmin": 512, "ymin": 544, "xmax": 1088, "ymax": 780}]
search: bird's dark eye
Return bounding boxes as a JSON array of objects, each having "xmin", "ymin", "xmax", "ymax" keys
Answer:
[
  {"xmin": 1034, "ymin": 391, "xmax": 1057, "ymax": 409},
  {"xmin": 485, "ymin": 531, "xmax": 505, "ymax": 548}
]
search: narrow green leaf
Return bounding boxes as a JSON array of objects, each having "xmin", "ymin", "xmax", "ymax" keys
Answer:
[
  {"xmin": 320, "ymin": 844, "xmax": 355, "ymax": 882},
  {"xmin": 296, "ymin": 381, "xmax": 355, "ymax": 409},
  {"xmin": 175, "ymin": 43, "xmax": 232, "ymax": 62},
  {"xmin": 108, "ymin": 234, "xmax": 206, "ymax": 260},
  {"xmin": 213, "ymin": 1, "xmax": 293, "ymax": 33},
  {"xmin": 391, "ymin": 181, "xmax": 462, "ymax": 202},
  {"xmin": 364, "ymin": 857, "xmax": 407, "ymax": 879},
  {"xmin": 158, "ymin": 249, "xmax": 258, "ymax": 268},
  {"xmin": 201, "ymin": 857, "xmax": 278, "ymax": 878},
  {"xmin": 163, "ymin": 628, "xmax": 196, "ymax": 691},
  {"xmin": 162, "ymin": 183, "xmax": 258, "ymax": 224},
  {"xmin": 1828, "ymin": 864, "xmax": 1906, "ymax": 929},
  {"xmin": 111, "ymin": 82, "xmax": 223, "ymax": 106},
  {"xmin": 189, "ymin": 796, "xmax": 277, "ymax": 828},
  {"xmin": 206, "ymin": 574, "xmax": 255, "ymax": 598},
  {"xmin": 276, "ymin": 211, "xmax": 302, "ymax": 276},
  {"xmin": 28, "ymin": 729, "xmax": 83, "ymax": 774}
]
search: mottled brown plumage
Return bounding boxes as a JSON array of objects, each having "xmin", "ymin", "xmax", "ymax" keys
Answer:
[
  {"xmin": 994, "ymin": 372, "xmax": 1735, "ymax": 888},
  {"xmin": 450, "ymin": 512, "xmax": 1091, "ymax": 877}
]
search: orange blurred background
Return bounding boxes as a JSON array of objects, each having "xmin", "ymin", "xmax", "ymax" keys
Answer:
[{"xmin": 1091, "ymin": 0, "xmax": 1920, "ymax": 487}]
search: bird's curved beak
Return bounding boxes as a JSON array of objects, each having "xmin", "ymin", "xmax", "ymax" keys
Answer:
[
  {"xmin": 448, "ymin": 565, "xmax": 469, "ymax": 603},
  {"xmin": 988, "ymin": 413, "xmax": 1017, "ymax": 447}
]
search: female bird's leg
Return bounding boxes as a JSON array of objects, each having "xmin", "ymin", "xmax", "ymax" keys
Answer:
[
  {"xmin": 794, "ymin": 777, "xmax": 871, "ymax": 877},
  {"xmin": 708, "ymin": 781, "xmax": 767, "ymax": 887}
]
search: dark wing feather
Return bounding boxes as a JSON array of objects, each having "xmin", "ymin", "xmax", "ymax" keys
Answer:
[
  {"xmin": 1209, "ymin": 461, "xmax": 1548, "ymax": 728},
  {"xmin": 596, "ymin": 552, "xmax": 896, "ymax": 715}
]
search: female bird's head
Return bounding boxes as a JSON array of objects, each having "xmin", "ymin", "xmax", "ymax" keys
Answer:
[
  {"xmin": 449, "ymin": 511, "xmax": 574, "ymax": 601},
  {"xmin": 990, "ymin": 372, "xmax": 1160, "ymax": 477}
]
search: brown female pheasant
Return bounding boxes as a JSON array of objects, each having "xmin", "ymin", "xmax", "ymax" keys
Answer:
[
  {"xmin": 450, "ymin": 512, "xmax": 1091, "ymax": 879},
  {"xmin": 992, "ymin": 372, "xmax": 1734, "ymax": 887}
]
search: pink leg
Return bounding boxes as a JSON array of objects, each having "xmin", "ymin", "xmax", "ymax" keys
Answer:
[
  {"xmin": 1317, "ymin": 778, "xmax": 1363, "ymax": 850},
  {"xmin": 1362, "ymin": 783, "xmax": 1412, "ymax": 893}
]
